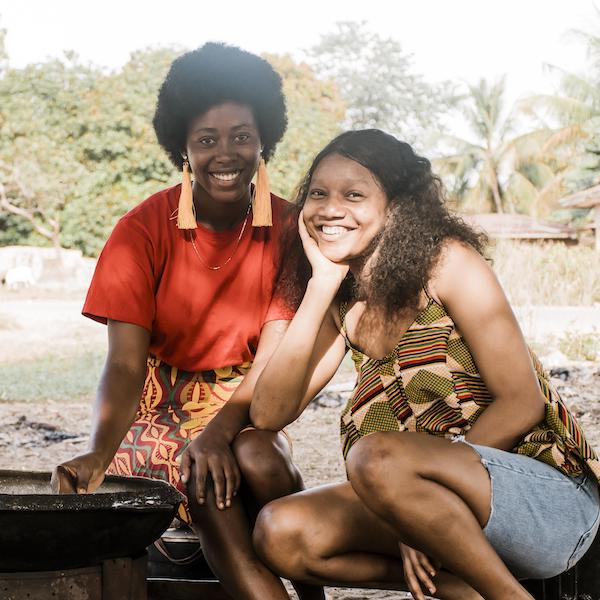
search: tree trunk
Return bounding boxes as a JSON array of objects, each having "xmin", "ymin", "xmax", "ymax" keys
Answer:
[{"xmin": 489, "ymin": 170, "xmax": 504, "ymax": 214}]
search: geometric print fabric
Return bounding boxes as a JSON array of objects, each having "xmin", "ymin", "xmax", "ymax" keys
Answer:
[
  {"xmin": 339, "ymin": 299, "xmax": 600, "ymax": 484},
  {"xmin": 108, "ymin": 357, "xmax": 250, "ymax": 523}
]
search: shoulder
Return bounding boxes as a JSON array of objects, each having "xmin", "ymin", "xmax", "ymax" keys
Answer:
[
  {"xmin": 270, "ymin": 193, "xmax": 295, "ymax": 224},
  {"xmin": 121, "ymin": 185, "xmax": 179, "ymax": 224},
  {"xmin": 429, "ymin": 240, "xmax": 494, "ymax": 304},
  {"xmin": 112, "ymin": 185, "xmax": 179, "ymax": 239}
]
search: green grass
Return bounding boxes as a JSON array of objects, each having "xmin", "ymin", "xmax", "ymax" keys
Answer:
[{"xmin": 0, "ymin": 349, "xmax": 104, "ymax": 403}]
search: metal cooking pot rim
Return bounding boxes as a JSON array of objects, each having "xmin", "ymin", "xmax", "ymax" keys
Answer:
[{"xmin": 0, "ymin": 470, "xmax": 184, "ymax": 512}]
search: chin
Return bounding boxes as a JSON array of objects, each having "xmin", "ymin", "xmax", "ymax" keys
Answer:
[
  {"xmin": 212, "ymin": 189, "xmax": 248, "ymax": 203},
  {"xmin": 320, "ymin": 249, "xmax": 352, "ymax": 264}
]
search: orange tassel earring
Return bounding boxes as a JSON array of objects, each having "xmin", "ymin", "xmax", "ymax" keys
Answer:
[
  {"xmin": 252, "ymin": 158, "xmax": 272, "ymax": 227},
  {"xmin": 177, "ymin": 159, "xmax": 196, "ymax": 230}
]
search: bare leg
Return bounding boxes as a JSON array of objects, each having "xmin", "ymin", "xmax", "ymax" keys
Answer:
[
  {"xmin": 187, "ymin": 429, "xmax": 323, "ymax": 600},
  {"xmin": 233, "ymin": 430, "xmax": 325, "ymax": 600},
  {"xmin": 346, "ymin": 432, "xmax": 533, "ymax": 600},
  {"xmin": 254, "ymin": 482, "xmax": 483, "ymax": 600},
  {"xmin": 188, "ymin": 472, "xmax": 290, "ymax": 600}
]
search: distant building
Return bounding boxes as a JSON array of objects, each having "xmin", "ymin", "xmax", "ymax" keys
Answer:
[
  {"xmin": 462, "ymin": 213, "xmax": 579, "ymax": 243},
  {"xmin": 560, "ymin": 184, "xmax": 600, "ymax": 252}
]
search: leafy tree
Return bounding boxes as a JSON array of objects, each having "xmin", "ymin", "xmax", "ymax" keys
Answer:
[
  {"xmin": 0, "ymin": 42, "xmax": 344, "ymax": 254},
  {"xmin": 522, "ymin": 23, "xmax": 600, "ymax": 193},
  {"xmin": 265, "ymin": 54, "xmax": 345, "ymax": 200},
  {"xmin": 435, "ymin": 77, "xmax": 562, "ymax": 216},
  {"xmin": 308, "ymin": 21, "xmax": 454, "ymax": 152},
  {"xmin": 0, "ymin": 47, "xmax": 178, "ymax": 255},
  {"xmin": 0, "ymin": 54, "xmax": 97, "ymax": 250},
  {"xmin": 59, "ymin": 47, "xmax": 179, "ymax": 255}
]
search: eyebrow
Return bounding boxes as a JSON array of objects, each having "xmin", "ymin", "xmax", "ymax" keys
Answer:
[
  {"xmin": 191, "ymin": 123, "xmax": 256, "ymax": 135},
  {"xmin": 310, "ymin": 177, "xmax": 372, "ymax": 187}
]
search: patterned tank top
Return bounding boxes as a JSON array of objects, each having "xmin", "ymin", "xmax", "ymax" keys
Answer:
[{"xmin": 339, "ymin": 298, "xmax": 600, "ymax": 483}]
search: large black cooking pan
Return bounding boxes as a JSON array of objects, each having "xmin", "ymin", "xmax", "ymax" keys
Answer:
[{"xmin": 0, "ymin": 470, "xmax": 184, "ymax": 572}]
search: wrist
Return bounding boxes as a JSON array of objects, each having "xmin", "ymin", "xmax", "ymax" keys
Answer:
[
  {"xmin": 307, "ymin": 276, "xmax": 343, "ymax": 297},
  {"xmin": 202, "ymin": 409, "xmax": 248, "ymax": 443},
  {"xmin": 85, "ymin": 447, "xmax": 113, "ymax": 471},
  {"xmin": 200, "ymin": 423, "xmax": 235, "ymax": 444}
]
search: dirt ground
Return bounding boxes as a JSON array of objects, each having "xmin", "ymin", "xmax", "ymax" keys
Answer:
[{"xmin": 1, "ymin": 290, "xmax": 599, "ymax": 599}]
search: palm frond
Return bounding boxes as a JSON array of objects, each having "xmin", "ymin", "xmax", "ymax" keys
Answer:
[{"xmin": 542, "ymin": 125, "xmax": 585, "ymax": 152}]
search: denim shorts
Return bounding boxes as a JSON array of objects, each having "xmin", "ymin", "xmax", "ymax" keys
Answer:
[{"xmin": 458, "ymin": 440, "xmax": 600, "ymax": 579}]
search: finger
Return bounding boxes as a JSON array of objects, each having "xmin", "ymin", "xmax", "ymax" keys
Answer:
[
  {"xmin": 70, "ymin": 463, "xmax": 89, "ymax": 494},
  {"xmin": 180, "ymin": 451, "xmax": 191, "ymax": 485},
  {"xmin": 51, "ymin": 465, "xmax": 77, "ymax": 494},
  {"xmin": 192, "ymin": 458, "xmax": 207, "ymax": 505},
  {"xmin": 210, "ymin": 466, "xmax": 227, "ymax": 510},
  {"xmin": 412, "ymin": 558, "xmax": 436, "ymax": 596},
  {"xmin": 297, "ymin": 212, "xmax": 309, "ymax": 240},
  {"xmin": 223, "ymin": 462, "xmax": 241, "ymax": 508},
  {"xmin": 232, "ymin": 460, "xmax": 241, "ymax": 497},
  {"xmin": 298, "ymin": 212, "xmax": 317, "ymax": 247},
  {"xmin": 74, "ymin": 464, "xmax": 93, "ymax": 494},
  {"xmin": 403, "ymin": 557, "xmax": 426, "ymax": 600},
  {"xmin": 418, "ymin": 552, "xmax": 437, "ymax": 578},
  {"xmin": 86, "ymin": 470, "xmax": 106, "ymax": 494}
]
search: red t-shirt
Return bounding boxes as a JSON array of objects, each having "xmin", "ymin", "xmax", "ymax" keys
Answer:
[{"xmin": 83, "ymin": 185, "xmax": 294, "ymax": 371}]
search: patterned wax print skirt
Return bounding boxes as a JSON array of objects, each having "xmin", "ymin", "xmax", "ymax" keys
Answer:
[{"xmin": 107, "ymin": 356, "xmax": 251, "ymax": 523}]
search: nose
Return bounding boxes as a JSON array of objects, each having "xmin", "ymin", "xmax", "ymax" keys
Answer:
[
  {"xmin": 318, "ymin": 194, "xmax": 346, "ymax": 219},
  {"xmin": 214, "ymin": 138, "xmax": 236, "ymax": 162}
]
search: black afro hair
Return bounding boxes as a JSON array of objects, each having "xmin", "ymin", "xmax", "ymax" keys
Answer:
[{"xmin": 153, "ymin": 42, "xmax": 287, "ymax": 169}]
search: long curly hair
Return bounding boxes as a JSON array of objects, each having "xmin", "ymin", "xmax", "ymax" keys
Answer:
[
  {"xmin": 277, "ymin": 129, "xmax": 487, "ymax": 318},
  {"xmin": 153, "ymin": 42, "xmax": 287, "ymax": 169}
]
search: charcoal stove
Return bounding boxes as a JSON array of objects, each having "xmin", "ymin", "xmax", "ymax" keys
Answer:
[{"xmin": 0, "ymin": 470, "xmax": 183, "ymax": 600}]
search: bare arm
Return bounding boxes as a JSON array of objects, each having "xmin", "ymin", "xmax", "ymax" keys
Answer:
[
  {"xmin": 251, "ymin": 282, "xmax": 347, "ymax": 431},
  {"xmin": 52, "ymin": 320, "xmax": 150, "ymax": 493},
  {"xmin": 180, "ymin": 318, "xmax": 294, "ymax": 509},
  {"xmin": 431, "ymin": 242, "xmax": 545, "ymax": 450},
  {"xmin": 194, "ymin": 319, "xmax": 291, "ymax": 443},
  {"xmin": 251, "ymin": 214, "xmax": 349, "ymax": 431}
]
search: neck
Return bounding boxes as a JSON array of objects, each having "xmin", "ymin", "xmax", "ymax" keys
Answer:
[
  {"xmin": 192, "ymin": 183, "xmax": 252, "ymax": 231},
  {"xmin": 348, "ymin": 254, "xmax": 370, "ymax": 279}
]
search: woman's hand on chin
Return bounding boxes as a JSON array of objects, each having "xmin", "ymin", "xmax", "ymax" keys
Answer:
[{"xmin": 299, "ymin": 212, "xmax": 349, "ymax": 288}]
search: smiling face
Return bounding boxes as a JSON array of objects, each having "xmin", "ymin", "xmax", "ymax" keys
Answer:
[
  {"xmin": 302, "ymin": 154, "xmax": 390, "ymax": 267},
  {"xmin": 185, "ymin": 101, "xmax": 261, "ymax": 205}
]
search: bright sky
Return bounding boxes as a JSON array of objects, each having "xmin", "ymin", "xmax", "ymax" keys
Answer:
[{"xmin": 1, "ymin": 0, "xmax": 598, "ymax": 106}]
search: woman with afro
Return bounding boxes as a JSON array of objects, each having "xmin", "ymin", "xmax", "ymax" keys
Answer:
[{"xmin": 53, "ymin": 43, "xmax": 324, "ymax": 600}]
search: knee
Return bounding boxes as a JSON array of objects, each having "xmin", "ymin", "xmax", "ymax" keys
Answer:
[
  {"xmin": 346, "ymin": 432, "xmax": 417, "ymax": 499},
  {"xmin": 232, "ymin": 429, "xmax": 297, "ymax": 487},
  {"xmin": 253, "ymin": 499, "xmax": 311, "ymax": 579}
]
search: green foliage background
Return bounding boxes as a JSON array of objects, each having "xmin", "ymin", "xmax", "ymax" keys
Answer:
[
  {"xmin": 0, "ymin": 38, "xmax": 349, "ymax": 255},
  {"xmin": 1, "ymin": 18, "xmax": 599, "ymax": 255}
]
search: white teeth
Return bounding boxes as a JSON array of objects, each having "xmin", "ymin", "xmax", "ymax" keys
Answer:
[
  {"xmin": 211, "ymin": 171, "xmax": 240, "ymax": 181},
  {"xmin": 321, "ymin": 225, "xmax": 348, "ymax": 235}
]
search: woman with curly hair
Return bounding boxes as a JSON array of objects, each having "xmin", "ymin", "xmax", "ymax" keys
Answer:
[
  {"xmin": 52, "ymin": 43, "xmax": 324, "ymax": 600},
  {"xmin": 250, "ymin": 129, "xmax": 600, "ymax": 600}
]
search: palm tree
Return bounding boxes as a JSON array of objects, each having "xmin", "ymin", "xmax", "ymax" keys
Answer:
[
  {"xmin": 436, "ymin": 77, "xmax": 521, "ymax": 213},
  {"xmin": 520, "ymin": 23, "xmax": 600, "ymax": 192},
  {"xmin": 436, "ymin": 77, "xmax": 564, "ymax": 218}
]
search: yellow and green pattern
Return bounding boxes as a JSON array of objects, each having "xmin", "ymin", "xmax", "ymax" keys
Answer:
[
  {"xmin": 340, "ymin": 299, "xmax": 600, "ymax": 483},
  {"xmin": 108, "ymin": 357, "xmax": 251, "ymax": 523}
]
